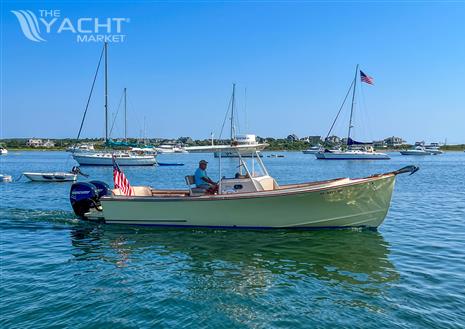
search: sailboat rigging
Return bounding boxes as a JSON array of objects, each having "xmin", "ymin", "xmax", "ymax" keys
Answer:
[
  {"xmin": 214, "ymin": 83, "xmax": 261, "ymax": 158},
  {"xmin": 72, "ymin": 43, "xmax": 156, "ymax": 166},
  {"xmin": 315, "ymin": 65, "xmax": 390, "ymax": 160}
]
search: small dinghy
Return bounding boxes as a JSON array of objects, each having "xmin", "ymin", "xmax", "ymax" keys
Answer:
[
  {"xmin": 23, "ymin": 167, "xmax": 87, "ymax": 182},
  {"xmin": 157, "ymin": 162, "xmax": 185, "ymax": 166},
  {"xmin": 0, "ymin": 174, "xmax": 12, "ymax": 183},
  {"xmin": 24, "ymin": 172, "xmax": 77, "ymax": 182}
]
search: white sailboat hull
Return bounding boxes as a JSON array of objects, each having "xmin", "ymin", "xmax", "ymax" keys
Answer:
[
  {"xmin": 73, "ymin": 153, "xmax": 156, "ymax": 166},
  {"xmin": 92, "ymin": 174, "xmax": 396, "ymax": 229},
  {"xmin": 24, "ymin": 172, "xmax": 77, "ymax": 182},
  {"xmin": 315, "ymin": 150, "xmax": 390, "ymax": 160}
]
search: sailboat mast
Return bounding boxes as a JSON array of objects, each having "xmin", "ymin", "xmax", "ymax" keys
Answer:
[
  {"xmin": 104, "ymin": 42, "xmax": 109, "ymax": 143},
  {"xmin": 347, "ymin": 64, "xmax": 359, "ymax": 145},
  {"xmin": 124, "ymin": 87, "xmax": 127, "ymax": 141},
  {"xmin": 230, "ymin": 83, "xmax": 236, "ymax": 141}
]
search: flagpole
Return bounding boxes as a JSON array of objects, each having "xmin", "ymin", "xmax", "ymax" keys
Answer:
[{"xmin": 347, "ymin": 64, "xmax": 358, "ymax": 146}]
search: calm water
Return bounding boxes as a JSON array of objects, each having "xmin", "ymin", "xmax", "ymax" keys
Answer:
[{"xmin": 1, "ymin": 151, "xmax": 464, "ymax": 328}]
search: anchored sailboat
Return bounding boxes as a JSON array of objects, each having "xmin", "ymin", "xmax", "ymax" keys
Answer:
[
  {"xmin": 72, "ymin": 43, "xmax": 156, "ymax": 166},
  {"xmin": 316, "ymin": 65, "xmax": 390, "ymax": 160}
]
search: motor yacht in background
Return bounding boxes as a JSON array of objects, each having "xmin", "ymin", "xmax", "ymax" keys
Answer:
[
  {"xmin": 425, "ymin": 143, "xmax": 443, "ymax": 155},
  {"xmin": 302, "ymin": 145, "xmax": 321, "ymax": 154},
  {"xmin": 66, "ymin": 143, "xmax": 95, "ymax": 153},
  {"xmin": 214, "ymin": 134, "xmax": 262, "ymax": 157},
  {"xmin": 155, "ymin": 144, "xmax": 187, "ymax": 154},
  {"xmin": 400, "ymin": 146, "xmax": 431, "ymax": 155},
  {"xmin": 0, "ymin": 146, "xmax": 8, "ymax": 155},
  {"xmin": 316, "ymin": 65, "xmax": 390, "ymax": 160}
]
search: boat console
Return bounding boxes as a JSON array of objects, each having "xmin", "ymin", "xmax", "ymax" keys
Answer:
[{"xmin": 220, "ymin": 175, "xmax": 278, "ymax": 194}]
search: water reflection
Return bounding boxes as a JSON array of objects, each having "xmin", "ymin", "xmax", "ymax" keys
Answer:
[{"xmin": 70, "ymin": 224, "xmax": 399, "ymax": 294}]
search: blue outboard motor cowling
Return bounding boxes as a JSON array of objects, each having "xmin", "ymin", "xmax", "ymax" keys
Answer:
[
  {"xmin": 70, "ymin": 182, "xmax": 102, "ymax": 218},
  {"xmin": 89, "ymin": 180, "xmax": 112, "ymax": 198}
]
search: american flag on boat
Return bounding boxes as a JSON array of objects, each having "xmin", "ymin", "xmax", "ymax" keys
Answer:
[
  {"xmin": 360, "ymin": 70, "xmax": 374, "ymax": 85},
  {"xmin": 113, "ymin": 156, "xmax": 133, "ymax": 196}
]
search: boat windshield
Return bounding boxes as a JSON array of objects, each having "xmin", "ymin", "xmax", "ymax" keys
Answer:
[{"xmin": 232, "ymin": 151, "xmax": 269, "ymax": 178}]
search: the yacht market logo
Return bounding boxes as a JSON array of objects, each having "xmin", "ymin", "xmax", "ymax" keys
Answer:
[{"xmin": 11, "ymin": 9, "xmax": 129, "ymax": 43}]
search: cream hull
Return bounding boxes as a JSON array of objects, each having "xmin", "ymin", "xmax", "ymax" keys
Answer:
[{"xmin": 96, "ymin": 175, "xmax": 396, "ymax": 229}]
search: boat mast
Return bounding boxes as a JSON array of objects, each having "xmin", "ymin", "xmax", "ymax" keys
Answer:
[
  {"xmin": 143, "ymin": 116, "xmax": 147, "ymax": 144},
  {"xmin": 347, "ymin": 64, "xmax": 359, "ymax": 146},
  {"xmin": 230, "ymin": 83, "xmax": 236, "ymax": 142},
  {"xmin": 104, "ymin": 42, "xmax": 109, "ymax": 144},
  {"xmin": 124, "ymin": 87, "xmax": 127, "ymax": 142}
]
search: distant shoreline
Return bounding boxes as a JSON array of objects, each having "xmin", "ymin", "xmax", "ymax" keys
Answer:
[{"xmin": 4, "ymin": 147, "xmax": 465, "ymax": 152}]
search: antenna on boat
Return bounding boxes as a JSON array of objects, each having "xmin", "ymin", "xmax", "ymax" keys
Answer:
[
  {"xmin": 230, "ymin": 83, "xmax": 236, "ymax": 142},
  {"xmin": 104, "ymin": 42, "xmax": 109, "ymax": 144},
  {"xmin": 347, "ymin": 64, "xmax": 358, "ymax": 146}
]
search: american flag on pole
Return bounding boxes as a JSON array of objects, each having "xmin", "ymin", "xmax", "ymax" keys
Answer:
[
  {"xmin": 360, "ymin": 70, "xmax": 374, "ymax": 85},
  {"xmin": 113, "ymin": 156, "xmax": 133, "ymax": 196}
]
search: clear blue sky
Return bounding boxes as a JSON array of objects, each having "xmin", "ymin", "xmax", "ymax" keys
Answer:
[{"xmin": 2, "ymin": 1, "xmax": 465, "ymax": 143}]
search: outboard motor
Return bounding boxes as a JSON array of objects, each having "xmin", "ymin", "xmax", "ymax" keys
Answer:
[
  {"xmin": 89, "ymin": 180, "xmax": 112, "ymax": 198},
  {"xmin": 70, "ymin": 182, "xmax": 102, "ymax": 218}
]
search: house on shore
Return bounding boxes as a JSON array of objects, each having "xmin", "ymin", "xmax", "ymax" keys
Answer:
[
  {"xmin": 384, "ymin": 136, "xmax": 406, "ymax": 147},
  {"xmin": 26, "ymin": 139, "xmax": 55, "ymax": 148},
  {"xmin": 287, "ymin": 134, "xmax": 299, "ymax": 142},
  {"xmin": 325, "ymin": 135, "xmax": 341, "ymax": 145},
  {"xmin": 300, "ymin": 135, "xmax": 322, "ymax": 145}
]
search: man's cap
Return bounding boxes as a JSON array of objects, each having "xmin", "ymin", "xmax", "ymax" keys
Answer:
[{"xmin": 199, "ymin": 160, "xmax": 208, "ymax": 165}]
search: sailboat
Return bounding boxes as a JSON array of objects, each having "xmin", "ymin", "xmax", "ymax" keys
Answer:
[
  {"xmin": 315, "ymin": 66, "xmax": 390, "ymax": 160},
  {"xmin": 72, "ymin": 44, "xmax": 156, "ymax": 166},
  {"xmin": 211, "ymin": 84, "xmax": 261, "ymax": 158}
]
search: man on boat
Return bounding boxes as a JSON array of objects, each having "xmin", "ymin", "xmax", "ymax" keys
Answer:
[{"xmin": 194, "ymin": 160, "xmax": 218, "ymax": 194}]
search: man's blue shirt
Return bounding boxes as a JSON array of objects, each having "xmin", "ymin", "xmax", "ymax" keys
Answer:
[{"xmin": 194, "ymin": 168, "xmax": 209, "ymax": 187}]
